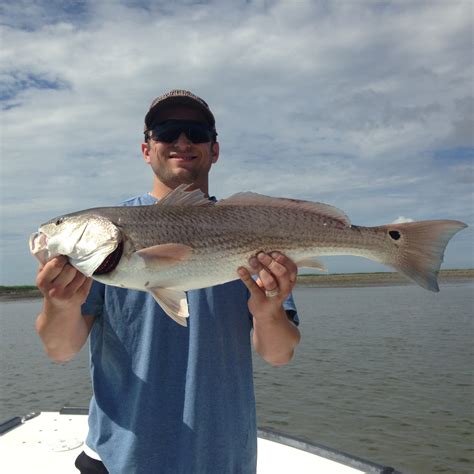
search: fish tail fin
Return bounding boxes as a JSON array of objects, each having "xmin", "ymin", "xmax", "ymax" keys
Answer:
[{"xmin": 380, "ymin": 220, "xmax": 467, "ymax": 292}]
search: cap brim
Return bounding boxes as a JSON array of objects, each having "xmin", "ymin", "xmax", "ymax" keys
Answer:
[{"xmin": 145, "ymin": 96, "xmax": 215, "ymax": 129}]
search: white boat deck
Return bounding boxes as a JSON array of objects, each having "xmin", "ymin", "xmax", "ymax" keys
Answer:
[{"xmin": 0, "ymin": 411, "xmax": 397, "ymax": 473}]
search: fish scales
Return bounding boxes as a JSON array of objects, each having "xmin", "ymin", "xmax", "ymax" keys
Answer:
[{"xmin": 96, "ymin": 205, "xmax": 354, "ymax": 258}]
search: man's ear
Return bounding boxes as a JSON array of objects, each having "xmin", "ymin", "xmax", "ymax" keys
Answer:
[
  {"xmin": 211, "ymin": 142, "xmax": 219, "ymax": 164},
  {"xmin": 141, "ymin": 142, "xmax": 151, "ymax": 163}
]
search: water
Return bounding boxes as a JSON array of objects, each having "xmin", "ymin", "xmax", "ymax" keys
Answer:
[
  {"xmin": 0, "ymin": 300, "xmax": 92, "ymax": 415},
  {"xmin": 1, "ymin": 284, "xmax": 473, "ymax": 474}
]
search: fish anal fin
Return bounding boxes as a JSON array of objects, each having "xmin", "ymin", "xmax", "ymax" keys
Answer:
[
  {"xmin": 296, "ymin": 257, "xmax": 327, "ymax": 272},
  {"xmin": 148, "ymin": 287, "xmax": 189, "ymax": 326},
  {"xmin": 218, "ymin": 193, "xmax": 351, "ymax": 227},
  {"xmin": 136, "ymin": 243, "xmax": 192, "ymax": 267},
  {"xmin": 156, "ymin": 184, "xmax": 215, "ymax": 207}
]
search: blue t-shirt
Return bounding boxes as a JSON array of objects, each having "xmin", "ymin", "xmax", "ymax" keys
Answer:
[{"xmin": 82, "ymin": 193, "xmax": 298, "ymax": 474}]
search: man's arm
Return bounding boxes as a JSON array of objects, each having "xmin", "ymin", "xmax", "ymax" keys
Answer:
[
  {"xmin": 35, "ymin": 256, "xmax": 94, "ymax": 363},
  {"xmin": 238, "ymin": 252, "xmax": 301, "ymax": 366}
]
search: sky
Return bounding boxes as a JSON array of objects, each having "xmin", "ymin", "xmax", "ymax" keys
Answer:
[{"xmin": 1, "ymin": 0, "xmax": 473, "ymax": 285}]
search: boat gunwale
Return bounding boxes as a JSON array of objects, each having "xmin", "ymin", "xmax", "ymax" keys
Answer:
[
  {"xmin": 257, "ymin": 427, "xmax": 400, "ymax": 474},
  {"xmin": 1, "ymin": 408, "xmax": 402, "ymax": 473}
]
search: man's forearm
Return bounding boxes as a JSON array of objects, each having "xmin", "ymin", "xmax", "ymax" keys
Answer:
[
  {"xmin": 34, "ymin": 256, "xmax": 94, "ymax": 363},
  {"xmin": 252, "ymin": 308, "xmax": 301, "ymax": 366},
  {"xmin": 36, "ymin": 300, "xmax": 93, "ymax": 363}
]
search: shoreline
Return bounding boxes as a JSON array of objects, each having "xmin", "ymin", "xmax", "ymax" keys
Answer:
[
  {"xmin": 1, "ymin": 269, "xmax": 472, "ymax": 301},
  {"xmin": 0, "ymin": 287, "xmax": 43, "ymax": 301},
  {"xmin": 296, "ymin": 269, "xmax": 474, "ymax": 288}
]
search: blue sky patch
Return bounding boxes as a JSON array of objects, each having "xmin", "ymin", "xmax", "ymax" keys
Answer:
[
  {"xmin": 0, "ymin": 71, "xmax": 70, "ymax": 102},
  {"xmin": 433, "ymin": 147, "xmax": 474, "ymax": 163},
  {"xmin": 1, "ymin": 0, "xmax": 90, "ymax": 31}
]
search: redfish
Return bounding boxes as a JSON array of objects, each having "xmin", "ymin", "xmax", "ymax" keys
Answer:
[{"xmin": 29, "ymin": 185, "xmax": 467, "ymax": 325}]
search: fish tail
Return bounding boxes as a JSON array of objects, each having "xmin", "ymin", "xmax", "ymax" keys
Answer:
[{"xmin": 380, "ymin": 220, "xmax": 467, "ymax": 292}]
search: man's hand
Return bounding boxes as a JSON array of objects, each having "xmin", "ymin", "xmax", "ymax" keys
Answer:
[
  {"xmin": 238, "ymin": 252, "xmax": 300, "ymax": 366},
  {"xmin": 35, "ymin": 256, "xmax": 94, "ymax": 363},
  {"xmin": 36, "ymin": 256, "xmax": 92, "ymax": 305},
  {"xmin": 238, "ymin": 251, "xmax": 297, "ymax": 320}
]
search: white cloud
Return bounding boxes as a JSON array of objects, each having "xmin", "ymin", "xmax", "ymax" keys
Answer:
[
  {"xmin": 1, "ymin": 0, "xmax": 472, "ymax": 284},
  {"xmin": 392, "ymin": 216, "xmax": 415, "ymax": 224}
]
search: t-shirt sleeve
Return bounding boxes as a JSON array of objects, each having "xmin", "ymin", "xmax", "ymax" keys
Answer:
[
  {"xmin": 283, "ymin": 292, "xmax": 300, "ymax": 326},
  {"xmin": 81, "ymin": 280, "xmax": 106, "ymax": 318}
]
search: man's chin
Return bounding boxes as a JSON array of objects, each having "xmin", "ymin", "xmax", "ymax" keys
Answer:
[{"xmin": 160, "ymin": 172, "xmax": 197, "ymax": 188}]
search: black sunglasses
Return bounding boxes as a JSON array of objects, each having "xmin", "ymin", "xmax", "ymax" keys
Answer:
[{"xmin": 146, "ymin": 120, "xmax": 216, "ymax": 144}]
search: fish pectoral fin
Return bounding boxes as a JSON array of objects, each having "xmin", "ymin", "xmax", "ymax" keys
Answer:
[
  {"xmin": 296, "ymin": 257, "xmax": 327, "ymax": 272},
  {"xmin": 136, "ymin": 243, "xmax": 192, "ymax": 268},
  {"xmin": 148, "ymin": 287, "xmax": 189, "ymax": 327}
]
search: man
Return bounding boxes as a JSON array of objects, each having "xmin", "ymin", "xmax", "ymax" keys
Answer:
[{"xmin": 35, "ymin": 90, "xmax": 301, "ymax": 473}]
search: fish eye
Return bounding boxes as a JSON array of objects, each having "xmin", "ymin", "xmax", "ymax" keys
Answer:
[
  {"xmin": 55, "ymin": 218, "xmax": 64, "ymax": 226},
  {"xmin": 389, "ymin": 230, "xmax": 401, "ymax": 240}
]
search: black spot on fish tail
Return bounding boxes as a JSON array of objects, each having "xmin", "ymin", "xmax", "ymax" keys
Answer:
[
  {"xmin": 389, "ymin": 230, "xmax": 401, "ymax": 240},
  {"xmin": 94, "ymin": 241, "xmax": 123, "ymax": 275}
]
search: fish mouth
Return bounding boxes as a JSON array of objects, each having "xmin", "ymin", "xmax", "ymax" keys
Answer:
[{"xmin": 29, "ymin": 232, "xmax": 50, "ymax": 264}]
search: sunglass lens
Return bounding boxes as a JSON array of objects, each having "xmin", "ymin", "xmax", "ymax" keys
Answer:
[
  {"xmin": 188, "ymin": 127, "xmax": 212, "ymax": 143},
  {"xmin": 156, "ymin": 129, "xmax": 180, "ymax": 142},
  {"xmin": 151, "ymin": 121, "xmax": 212, "ymax": 144}
]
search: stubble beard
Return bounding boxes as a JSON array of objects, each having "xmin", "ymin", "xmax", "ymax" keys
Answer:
[{"xmin": 152, "ymin": 161, "xmax": 201, "ymax": 189}]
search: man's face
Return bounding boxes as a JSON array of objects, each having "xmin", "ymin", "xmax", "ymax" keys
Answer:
[{"xmin": 142, "ymin": 106, "xmax": 219, "ymax": 191}]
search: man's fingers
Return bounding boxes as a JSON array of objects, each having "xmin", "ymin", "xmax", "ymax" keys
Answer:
[
  {"xmin": 240, "ymin": 252, "xmax": 298, "ymax": 297},
  {"xmin": 257, "ymin": 266, "xmax": 278, "ymax": 290},
  {"xmin": 249, "ymin": 254, "xmax": 278, "ymax": 291},
  {"xmin": 37, "ymin": 256, "xmax": 68, "ymax": 282},
  {"xmin": 256, "ymin": 252, "xmax": 293, "ymax": 292},
  {"xmin": 237, "ymin": 266, "xmax": 253, "ymax": 285},
  {"xmin": 270, "ymin": 252, "xmax": 298, "ymax": 282},
  {"xmin": 237, "ymin": 267, "xmax": 260, "ymax": 292},
  {"xmin": 65, "ymin": 271, "xmax": 88, "ymax": 294},
  {"xmin": 51, "ymin": 263, "xmax": 78, "ymax": 289},
  {"xmin": 36, "ymin": 256, "xmax": 90, "ymax": 300},
  {"xmin": 36, "ymin": 257, "xmax": 67, "ymax": 293},
  {"xmin": 56, "ymin": 273, "xmax": 92, "ymax": 300}
]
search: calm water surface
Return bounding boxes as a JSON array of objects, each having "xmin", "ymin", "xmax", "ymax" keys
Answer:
[{"xmin": 1, "ymin": 284, "xmax": 473, "ymax": 474}]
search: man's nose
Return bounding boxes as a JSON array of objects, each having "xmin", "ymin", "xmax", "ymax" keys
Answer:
[{"xmin": 174, "ymin": 132, "xmax": 192, "ymax": 148}]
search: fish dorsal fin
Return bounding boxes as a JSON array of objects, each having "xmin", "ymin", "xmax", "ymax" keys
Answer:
[
  {"xmin": 218, "ymin": 192, "xmax": 351, "ymax": 227},
  {"xmin": 156, "ymin": 184, "xmax": 215, "ymax": 207}
]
